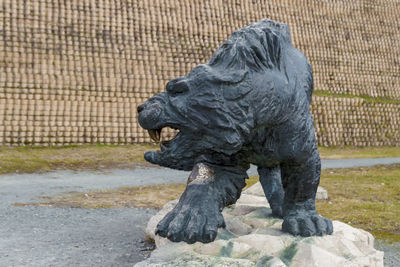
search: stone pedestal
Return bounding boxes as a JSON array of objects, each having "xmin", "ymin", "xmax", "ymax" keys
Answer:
[{"xmin": 136, "ymin": 183, "xmax": 383, "ymax": 267}]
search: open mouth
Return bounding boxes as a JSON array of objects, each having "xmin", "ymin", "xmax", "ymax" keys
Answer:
[{"xmin": 147, "ymin": 127, "xmax": 180, "ymax": 150}]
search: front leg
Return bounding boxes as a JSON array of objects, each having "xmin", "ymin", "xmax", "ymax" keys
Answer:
[
  {"xmin": 280, "ymin": 151, "xmax": 333, "ymax": 236},
  {"xmin": 156, "ymin": 163, "xmax": 247, "ymax": 243}
]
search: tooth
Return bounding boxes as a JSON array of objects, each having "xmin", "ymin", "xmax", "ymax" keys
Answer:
[{"xmin": 148, "ymin": 130, "xmax": 160, "ymax": 143}]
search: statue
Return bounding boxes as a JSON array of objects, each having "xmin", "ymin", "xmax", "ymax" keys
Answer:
[{"xmin": 137, "ymin": 19, "xmax": 333, "ymax": 244}]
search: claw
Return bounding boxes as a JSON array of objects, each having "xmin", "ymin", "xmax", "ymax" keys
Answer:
[
  {"xmin": 167, "ymin": 231, "xmax": 173, "ymax": 239},
  {"xmin": 187, "ymin": 233, "xmax": 196, "ymax": 244},
  {"xmin": 208, "ymin": 232, "xmax": 216, "ymax": 241}
]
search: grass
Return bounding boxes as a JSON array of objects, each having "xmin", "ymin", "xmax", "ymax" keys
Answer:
[
  {"xmin": 15, "ymin": 164, "xmax": 400, "ymax": 243},
  {"xmin": 313, "ymin": 90, "xmax": 400, "ymax": 105},
  {"xmin": 0, "ymin": 144, "xmax": 399, "ymax": 175},
  {"xmin": 317, "ymin": 164, "xmax": 400, "ymax": 243},
  {"xmin": 0, "ymin": 144, "xmax": 158, "ymax": 174},
  {"xmin": 318, "ymin": 146, "xmax": 400, "ymax": 159}
]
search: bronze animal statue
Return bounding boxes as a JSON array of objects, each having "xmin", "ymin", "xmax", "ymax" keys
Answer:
[{"xmin": 138, "ymin": 19, "xmax": 333, "ymax": 244}]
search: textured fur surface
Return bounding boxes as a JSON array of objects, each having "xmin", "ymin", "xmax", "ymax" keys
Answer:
[{"xmin": 138, "ymin": 19, "xmax": 333, "ymax": 243}]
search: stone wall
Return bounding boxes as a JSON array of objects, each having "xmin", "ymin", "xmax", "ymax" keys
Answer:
[{"xmin": 0, "ymin": 0, "xmax": 399, "ymax": 146}]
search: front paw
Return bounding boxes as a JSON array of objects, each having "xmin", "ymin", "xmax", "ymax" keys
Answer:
[
  {"xmin": 155, "ymin": 186, "xmax": 225, "ymax": 244},
  {"xmin": 282, "ymin": 212, "xmax": 333, "ymax": 237}
]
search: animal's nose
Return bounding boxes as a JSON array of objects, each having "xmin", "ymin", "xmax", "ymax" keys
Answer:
[{"xmin": 137, "ymin": 104, "xmax": 145, "ymax": 113}]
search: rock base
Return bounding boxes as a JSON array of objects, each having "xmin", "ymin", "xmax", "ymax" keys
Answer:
[{"xmin": 136, "ymin": 183, "xmax": 383, "ymax": 267}]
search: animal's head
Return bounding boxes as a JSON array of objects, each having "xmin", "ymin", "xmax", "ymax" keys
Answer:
[{"xmin": 138, "ymin": 19, "xmax": 292, "ymax": 170}]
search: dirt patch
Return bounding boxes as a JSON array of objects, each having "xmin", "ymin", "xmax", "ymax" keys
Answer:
[
  {"xmin": 12, "ymin": 175, "xmax": 261, "ymax": 210},
  {"xmin": 14, "ymin": 183, "xmax": 187, "ymax": 209}
]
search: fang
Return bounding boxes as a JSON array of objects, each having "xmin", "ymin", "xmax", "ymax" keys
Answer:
[{"xmin": 148, "ymin": 129, "xmax": 162, "ymax": 142}]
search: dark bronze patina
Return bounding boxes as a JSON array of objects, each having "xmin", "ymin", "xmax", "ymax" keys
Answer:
[{"xmin": 138, "ymin": 19, "xmax": 333, "ymax": 244}]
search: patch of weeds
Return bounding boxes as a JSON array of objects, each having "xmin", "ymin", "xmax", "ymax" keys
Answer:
[{"xmin": 14, "ymin": 183, "xmax": 186, "ymax": 209}]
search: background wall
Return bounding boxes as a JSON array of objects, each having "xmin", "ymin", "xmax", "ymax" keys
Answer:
[{"xmin": 0, "ymin": 0, "xmax": 399, "ymax": 146}]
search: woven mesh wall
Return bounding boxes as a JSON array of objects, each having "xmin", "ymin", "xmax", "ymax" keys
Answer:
[{"xmin": 0, "ymin": 0, "xmax": 399, "ymax": 146}]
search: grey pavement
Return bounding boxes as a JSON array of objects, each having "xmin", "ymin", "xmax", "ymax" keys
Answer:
[
  {"xmin": 0, "ymin": 157, "xmax": 399, "ymax": 266},
  {"xmin": 321, "ymin": 157, "xmax": 400, "ymax": 169},
  {"xmin": 3, "ymin": 157, "xmax": 400, "ymax": 205}
]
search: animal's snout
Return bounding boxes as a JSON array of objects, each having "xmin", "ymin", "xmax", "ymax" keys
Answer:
[
  {"xmin": 137, "ymin": 104, "xmax": 145, "ymax": 113},
  {"xmin": 137, "ymin": 102, "xmax": 163, "ymax": 129}
]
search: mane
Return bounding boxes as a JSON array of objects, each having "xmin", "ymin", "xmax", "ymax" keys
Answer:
[
  {"xmin": 206, "ymin": 19, "xmax": 314, "ymax": 103},
  {"xmin": 208, "ymin": 19, "xmax": 291, "ymax": 74}
]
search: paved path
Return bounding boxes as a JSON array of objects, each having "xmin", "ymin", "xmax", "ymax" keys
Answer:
[{"xmin": 0, "ymin": 158, "xmax": 399, "ymax": 266}]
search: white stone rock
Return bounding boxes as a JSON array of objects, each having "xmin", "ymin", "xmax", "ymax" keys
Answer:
[
  {"xmin": 267, "ymin": 257, "xmax": 287, "ymax": 267},
  {"xmin": 136, "ymin": 183, "xmax": 383, "ymax": 267},
  {"xmin": 144, "ymin": 199, "xmax": 177, "ymax": 241},
  {"xmin": 225, "ymin": 217, "xmax": 252, "ymax": 236},
  {"xmin": 234, "ymin": 193, "xmax": 269, "ymax": 208},
  {"xmin": 234, "ymin": 234, "xmax": 289, "ymax": 256},
  {"xmin": 291, "ymin": 242, "xmax": 347, "ymax": 267},
  {"xmin": 136, "ymin": 251, "xmax": 256, "ymax": 267},
  {"xmin": 243, "ymin": 181, "xmax": 329, "ymax": 200},
  {"xmin": 316, "ymin": 186, "xmax": 328, "ymax": 200}
]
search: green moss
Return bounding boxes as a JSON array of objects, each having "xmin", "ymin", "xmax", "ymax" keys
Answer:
[
  {"xmin": 255, "ymin": 255, "xmax": 274, "ymax": 266},
  {"xmin": 219, "ymin": 241, "xmax": 234, "ymax": 257},
  {"xmin": 280, "ymin": 242, "xmax": 298, "ymax": 266},
  {"xmin": 238, "ymin": 249, "xmax": 261, "ymax": 261},
  {"xmin": 302, "ymin": 237, "xmax": 315, "ymax": 244},
  {"xmin": 216, "ymin": 228, "xmax": 236, "ymax": 241},
  {"xmin": 246, "ymin": 207, "xmax": 271, "ymax": 219}
]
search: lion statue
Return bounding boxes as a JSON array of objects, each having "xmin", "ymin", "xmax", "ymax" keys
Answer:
[{"xmin": 138, "ymin": 19, "xmax": 333, "ymax": 244}]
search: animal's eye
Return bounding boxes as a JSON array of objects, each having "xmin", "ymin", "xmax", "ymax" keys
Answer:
[{"xmin": 166, "ymin": 79, "xmax": 189, "ymax": 95}]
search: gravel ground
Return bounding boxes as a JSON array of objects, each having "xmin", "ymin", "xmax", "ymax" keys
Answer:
[
  {"xmin": 0, "ymin": 206, "xmax": 155, "ymax": 266},
  {"xmin": 375, "ymin": 241, "xmax": 400, "ymax": 267},
  {"xmin": 0, "ymin": 157, "xmax": 399, "ymax": 266}
]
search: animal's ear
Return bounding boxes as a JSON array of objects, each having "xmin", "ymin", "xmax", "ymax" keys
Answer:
[
  {"xmin": 212, "ymin": 68, "xmax": 247, "ymax": 84},
  {"xmin": 222, "ymin": 79, "xmax": 251, "ymax": 100},
  {"xmin": 210, "ymin": 69, "xmax": 251, "ymax": 100}
]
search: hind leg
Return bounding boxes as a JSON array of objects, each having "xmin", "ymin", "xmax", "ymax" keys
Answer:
[
  {"xmin": 258, "ymin": 166, "xmax": 284, "ymax": 217},
  {"xmin": 280, "ymin": 151, "xmax": 333, "ymax": 236},
  {"xmin": 156, "ymin": 163, "xmax": 247, "ymax": 243}
]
